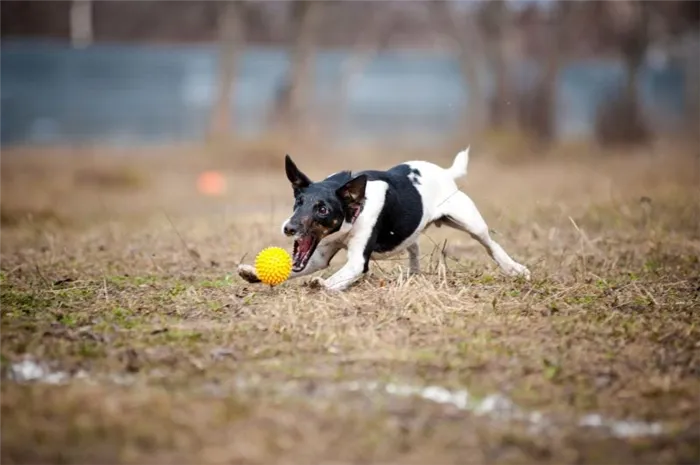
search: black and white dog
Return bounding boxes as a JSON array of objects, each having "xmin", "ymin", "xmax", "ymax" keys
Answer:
[{"xmin": 238, "ymin": 148, "xmax": 530, "ymax": 291}]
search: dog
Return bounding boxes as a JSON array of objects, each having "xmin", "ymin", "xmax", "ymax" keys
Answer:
[{"xmin": 238, "ymin": 148, "xmax": 530, "ymax": 291}]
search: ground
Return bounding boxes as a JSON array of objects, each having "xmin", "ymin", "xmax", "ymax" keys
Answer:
[{"xmin": 1, "ymin": 141, "xmax": 699, "ymax": 464}]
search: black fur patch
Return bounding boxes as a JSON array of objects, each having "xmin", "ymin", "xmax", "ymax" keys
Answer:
[{"xmin": 359, "ymin": 164, "xmax": 423, "ymax": 271}]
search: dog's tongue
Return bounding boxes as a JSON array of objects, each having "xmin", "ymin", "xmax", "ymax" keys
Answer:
[
  {"xmin": 293, "ymin": 235, "xmax": 315, "ymax": 267},
  {"xmin": 299, "ymin": 235, "xmax": 314, "ymax": 254}
]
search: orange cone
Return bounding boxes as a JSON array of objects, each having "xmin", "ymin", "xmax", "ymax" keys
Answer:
[{"xmin": 197, "ymin": 171, "xmax": 226, "ymax": 196}]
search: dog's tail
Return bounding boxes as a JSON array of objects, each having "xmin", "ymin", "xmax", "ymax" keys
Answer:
[{"xmin": 447, "ymin": 147, "xmax": 470, "ymax": 180}]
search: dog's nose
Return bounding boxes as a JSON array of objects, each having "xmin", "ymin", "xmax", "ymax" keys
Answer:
[{"xmin": 283, "ymin": 224, "xmax": 297, "ymax": 236}]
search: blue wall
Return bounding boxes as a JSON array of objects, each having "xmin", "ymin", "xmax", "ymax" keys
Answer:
[{"xmin": 0, "ymin": 39, "xmax": 686, "ymax": 147}]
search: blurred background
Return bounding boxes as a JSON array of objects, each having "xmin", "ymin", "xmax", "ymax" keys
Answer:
[
  {"xmin": 3, "ymin": 4, "xmax": 700, "ymax": 464},
  {"xmin": 2, "ymin": 0, "xmax": 699, "ymax": 151}
]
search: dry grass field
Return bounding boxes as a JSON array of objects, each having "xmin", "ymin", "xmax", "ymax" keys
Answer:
[{"xmin": 1, "ymin": 140, "xmax": 699, "ymax": 464}]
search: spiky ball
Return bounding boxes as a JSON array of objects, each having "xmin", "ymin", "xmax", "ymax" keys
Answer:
[{"xmin": 254, "ymin": 247, "xmax": 292, "ymax": 286}]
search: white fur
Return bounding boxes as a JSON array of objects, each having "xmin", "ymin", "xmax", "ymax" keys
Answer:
[
  {"xmin": 371, "ymin": 148, "xmax": 469, "ymax": 260},
  {"xmin": 314, "ymin": 180, "xmax": 388, "ymax": 291},
  {"xmin": 394, "ymin": 147, "xmax": 528, "ymax": 279},
  {"xmin": 447, "ymin": 146, "xmax": 470, "ymax": 179},
  {"xmin": 239, "ymin": 147, "xmax": 530, "ymax": 291}
]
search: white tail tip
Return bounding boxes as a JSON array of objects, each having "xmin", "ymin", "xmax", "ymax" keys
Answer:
[{"xmin": 448, "ymin": 146, "xmax": 470, "ymax": 179}]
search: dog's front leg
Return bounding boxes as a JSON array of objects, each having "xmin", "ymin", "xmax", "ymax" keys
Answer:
[
  {"xmin": 311, "ymin": 178, "xmax": 386, "ymax": 292},
  {"xmin": 238, "ymin": 242, "xmax": 341, "ymax": 284},
  {"xmin": 311, "ymin": 229, "xmax": 377, "ymax": 292},
  {"xmin": 311, "ymin": 251, "xmax": 365, "ymax": 292}
]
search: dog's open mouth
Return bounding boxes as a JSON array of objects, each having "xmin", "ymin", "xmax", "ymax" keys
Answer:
[{"xmin": 292, "ymin": 234, "xmax": 319, "ymax": 272}]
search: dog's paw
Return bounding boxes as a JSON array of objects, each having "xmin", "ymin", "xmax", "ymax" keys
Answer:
[
  {"xmin": 308, "ymin": 277, "xmax": 327, "ymax": 290},
  {"xmin": 237, "ymin": 264, "xmax": 261, "ymax": 284},
  {"xmin": 506, "ymin": 262, "xmax": 531, "ymax": 281},
  {"xmin": 308, "ymin": 277, "xmax": 345, "ymax": 292}
]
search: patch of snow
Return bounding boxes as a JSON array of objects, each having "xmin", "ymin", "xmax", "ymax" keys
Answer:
[
  {"xmin": 8, "ymin": 359, "xmax": 73, "ymax": 384},
  {"xmin": 343, "ymin": 381, "xmax": 663, "ymax": 439},
  {"xmin": 578, "ymin": 414, "xmax": 664, "ymax": 437},
  {"xmin": 7, "ymin": 358, "xmax": 124, "ymax": 386},
  {"xmin": 5, "ymin": 359, "xmax": 664, "ymax": 439}
]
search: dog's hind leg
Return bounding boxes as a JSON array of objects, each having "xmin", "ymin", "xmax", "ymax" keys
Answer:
[
  {"xmin": 438, "ymin": 191, "xmax": 530, "ymax": 279},
  {"xmin": 407, "ymin": 242, "xmax": 420, "ymax": 275}
]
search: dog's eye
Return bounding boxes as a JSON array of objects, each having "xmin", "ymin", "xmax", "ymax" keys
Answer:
[{"xmin": 317, "ymin": 205, "xmax": 329, "ymax": 216}]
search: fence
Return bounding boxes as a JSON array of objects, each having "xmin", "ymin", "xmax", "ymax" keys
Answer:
[{"xmin": 0, "ymin": 39, "xmax": 688, "ymax": 148}]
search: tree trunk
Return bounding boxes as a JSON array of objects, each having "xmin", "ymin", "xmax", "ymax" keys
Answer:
[
  {"xmin": 429, "ymin": 0, "xmax": 488, "ymax": 136},
  {"xmin": 615, "ymin": 1, "xmax": 650, "ymax": 144},
  {"xmin": 333, "ymin": 4, "xmax": 395, "ymax": 139},
  {"xmin": 681, "ymin": 34, "xmax": 700, "ymax": 140},
  {"xmin": 620, "ymin": 3, "xmax": 647, "ymax": 122},
  {"xmin": 482, "ymin": 0, "xmax": 516, "ymax": 130},
  {"xmin": 488, "ymin": 41, "xmax": 514, "ymax": 129},
  {"xmin": 275, "ymin": 0, "xmax": 322, "ymax": 137},
  {"xmin": 70, "ymin": 0, "xmax": 92, "ymax": 48},
  {"xmin": 624, "ymin": 56, "xmax": 641, "ymax": 109},
  {"xmin": 209, "ymin": 2, "xmax": 242, "ymax": 140},
  {"xmin": 526, "ymin": 5, "xmax": 569, "ymax": 144}
]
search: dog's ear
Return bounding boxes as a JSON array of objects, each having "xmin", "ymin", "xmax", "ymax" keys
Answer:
[
  {"xmin": 336, "ymin": 175, "xmax": 367, "ymax": 210},
  {"xmin": 285, "ymin": 154, "xmax": 312, "ymax": 191}
]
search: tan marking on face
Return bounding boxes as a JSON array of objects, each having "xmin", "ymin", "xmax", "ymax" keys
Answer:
[{"xmin": 310, "ymin": 223, "xmax": 333, "ymax": 238}]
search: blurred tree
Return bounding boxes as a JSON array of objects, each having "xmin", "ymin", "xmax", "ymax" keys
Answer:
[
  {"xmin": 1, "ymin": 1, "xmax": 71, "ymax": 40},
  {"xmin": 429, "ymin": 0, "xmax": 488, "ymax": 135},
  {"xmin": 678, "ymin": 2, "xmax": 700, "ymax": 138},
  {"xmin": 270, "ymin": 0, "xmax": 323, "ymax": 137},
  {"xmin": 594, "ymin": 1, "xmax": 652, "ymax": 145},
  {"xmin": 333, "ymin": 2, "xmax": 397, "ymax": 138},
  {"xmin": 70, "ymin": 0, "xmax": 92, "ymax": 48},
  {"xmin": 209, "ymin": 1, "xmax": 245, "ymax": 140},
  {"xmin": 516, "ymin": 2, "xmax": 574, "ymax": 144},
  {"xmin": 478, "ymin": 0, "xmax": 517, "ymax": 131}
]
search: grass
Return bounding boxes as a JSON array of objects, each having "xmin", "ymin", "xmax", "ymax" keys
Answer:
[{"xmin": 1, "ymin": 141, "xmax": 699, "ymax": 464}]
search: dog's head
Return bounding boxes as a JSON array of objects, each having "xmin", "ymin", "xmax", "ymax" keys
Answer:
[{"xmin": 282, "ymin": 154, "xmax": 367, "ymax": 272}]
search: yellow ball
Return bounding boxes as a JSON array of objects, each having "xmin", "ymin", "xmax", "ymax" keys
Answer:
[{"xmin": 254, "ymin": 247, "xmax": 292, "ymax": 286}]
